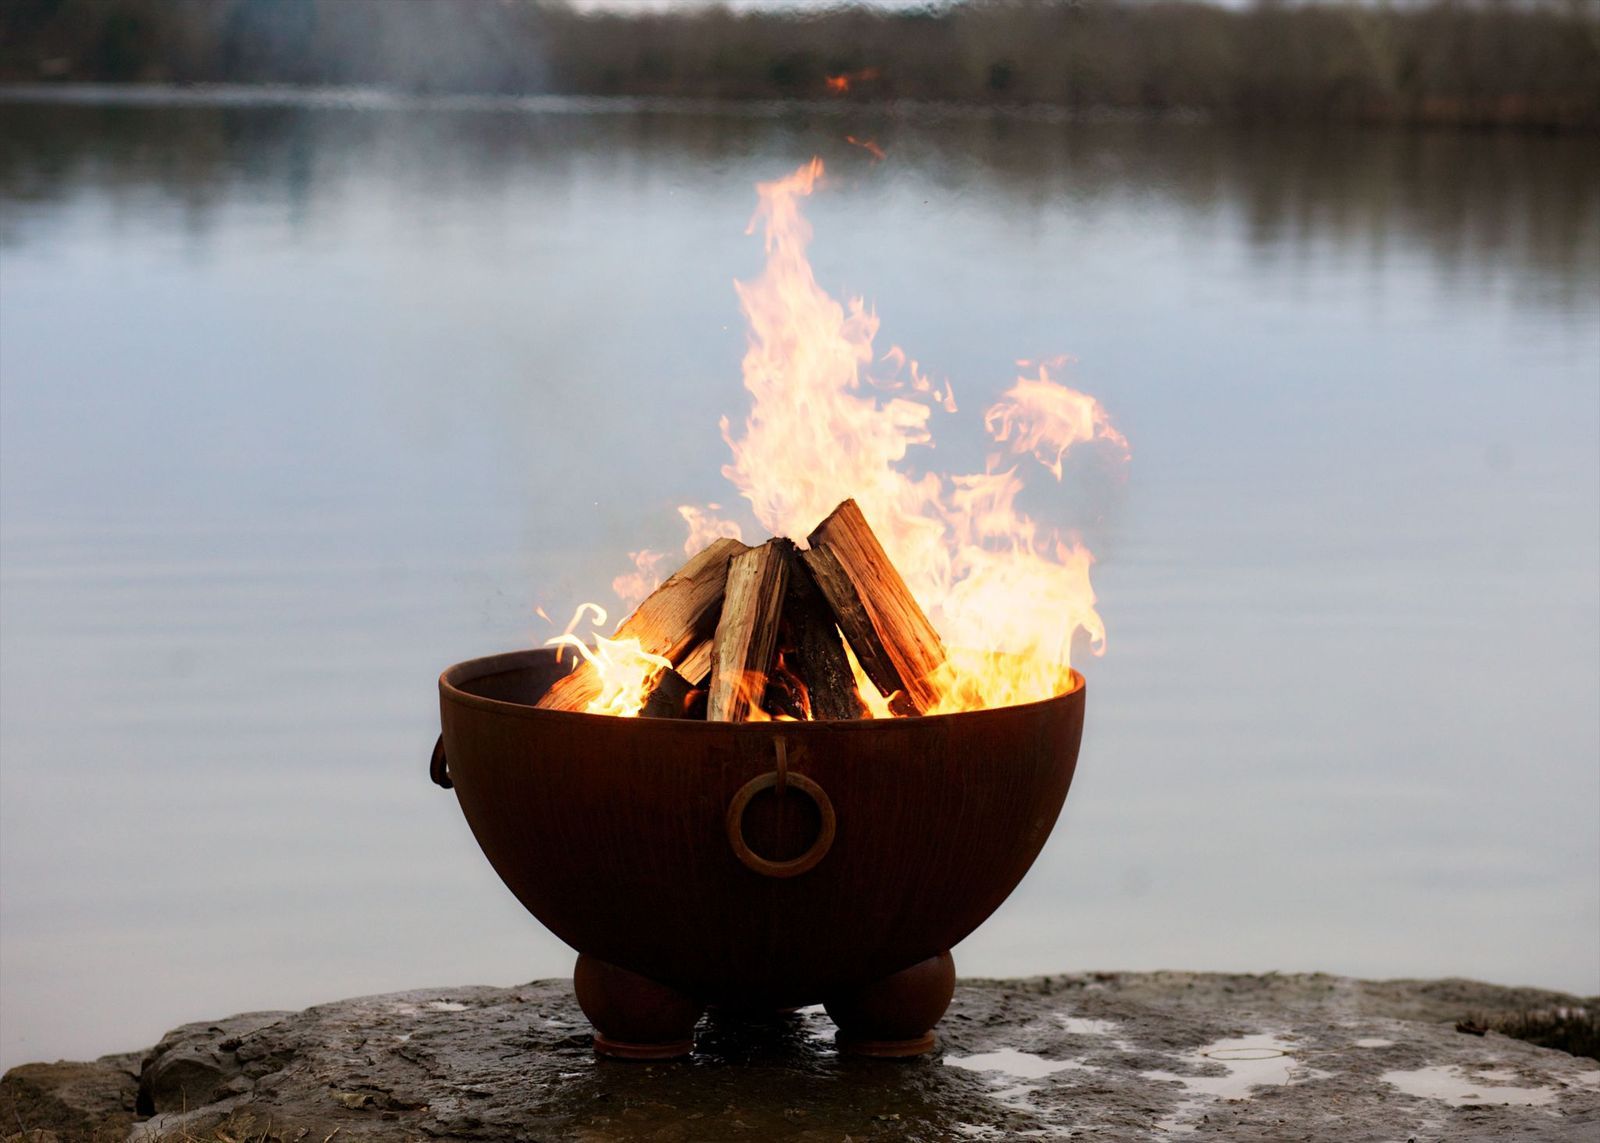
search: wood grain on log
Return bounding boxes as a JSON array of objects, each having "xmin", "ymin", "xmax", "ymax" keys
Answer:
[
  {"xmin": 537, "ymin": 537, "xmax": 747, "ymax": 712},
  {"xmin": 706, "ymin": 539, "xmax": 790, "ymax": 721},
  {"xmin": 802, "ymin": 499, "xmax": 946, "ymax": 716},
  {"xmin": 676, "ymin": 639, "xmax": 714, "ymax": 688}
]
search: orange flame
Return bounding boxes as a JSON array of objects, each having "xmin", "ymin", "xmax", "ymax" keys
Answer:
[
  {"xmin": 825, "ymin": 67, "xmax": 879, "ymax": 94},
  {"xmin": 732, "ymin": 669, "xmax": 793, "ymax": 723},
  {"xmin": 713, "ymin": 158, "xmax": 1126, "ymax": 714},
  {"xmin": 677, "ymin": 504, "xmax": 743, "ymax": 557},
  {"xmin": 844, "ymin": 135, "xmax": 886, "ymax": 162},
  {"xmin": 611, "ymin": 549, "xmax": 667, "ymax": 608},
  {"xmin": 842, "ymin": 640, "xmax": 896, "ymax": 719},
  {"xmin": 581, "ymin": 157, "xmax": 1127, "ymax": 717},
  {"xmin": 987, "ymin": 359, "xmax": 1129, "ymax": 478}
]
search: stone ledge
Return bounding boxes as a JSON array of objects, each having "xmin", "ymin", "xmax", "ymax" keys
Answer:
[{"xmin": 4, "ymin": 973, "xmax": 1597, "ymax": 1141}]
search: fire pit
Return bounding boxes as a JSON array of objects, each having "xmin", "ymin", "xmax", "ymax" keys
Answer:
[
  {"xmin": 432, "ymin": 647, "xmax": 1083, "ymax": 1059},
  {"xmin": 427, "ymin": 155, "xmax": 1120, "ymax": 1060}
]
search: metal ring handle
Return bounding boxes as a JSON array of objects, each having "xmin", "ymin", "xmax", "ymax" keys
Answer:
[
  {"xmin": 430, "ymin": 735, "xmax": 452, "ymax": 789},
  {"xmin": 725, "ymin": 766, "xmax": 836, "ymax": 879}
]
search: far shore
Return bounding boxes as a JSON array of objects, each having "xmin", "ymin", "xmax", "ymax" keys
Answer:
[
  {"xmin": 4, "ymin": 0, "xmax": 1596, "ymax": 133},
  {"xmin": 5, "ymin": 81, "xmax": 1594, "ymax": 137},
  {"xmin": 0, "ymin": 81, "xmax": 1217, "ymax": 125}
]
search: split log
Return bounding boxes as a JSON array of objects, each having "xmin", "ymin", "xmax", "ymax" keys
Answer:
[
  {"xmin": 676, "ymin": 639, "xmax": 714, "ymax": 688},
  {"xmin": 706, "ymin": 539, "xmax": 790, "ymax": 721},
  {"xmin": 802, "ymin": 499, "xmax": 946, "ymax": 716},
  {"xmin": 640, "ymin": 668, "xmax": 694, "ymax": 719},
  {"xmin": 537, "ymin": 537, "xmax": 747, "ymax": 712},
  {"xmin": 778, "ymin": 547, "xmax": 867, "ymax": 720}
]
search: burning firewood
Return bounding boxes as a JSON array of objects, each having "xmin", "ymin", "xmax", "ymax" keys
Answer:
[
  {"xmin": 778, "ymin": 543, "xmax": 867, "ymax": 720},
  {"xmin": 677, "ymin": 639, "xmax": 714, "ymax": 688},
  {"xmin": 707, "ymin": 540, "xmax": 791, "ymax": 721},
  {"xmin": 544, "ymin": 501, "xmax": 945, "ymax": 721},
  {"xmin": 640, "ymin": 667, "xmax": 695, "ymax": 720},
  {"xmin": 537, "ymin": 536, "xmax": 748, "ymax": 713},
  {"xmin": 802, "ymin": 499, "xmax": 947, "ymax": 716}
]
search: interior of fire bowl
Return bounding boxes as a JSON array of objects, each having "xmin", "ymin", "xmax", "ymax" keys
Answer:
[{"xmin": 433, "ymin": 647, "xmax": 1085, "ymax": 1060}]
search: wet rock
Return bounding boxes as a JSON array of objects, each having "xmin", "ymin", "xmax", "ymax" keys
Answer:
[
  {"xmin": 4, "ymin": 974, "xmax": 1598, "ymax": 1141},
  {"xmin": 136, "ymin": 1011, "xmax": 291, "ymax": 1115},
  {"xmin": 0, "ymin": 1055, "xmax": 138, "ymax": 1142}
]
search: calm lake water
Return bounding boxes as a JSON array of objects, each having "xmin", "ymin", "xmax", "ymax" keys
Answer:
[{"xmin": 2, "ymin": 91, "xmax": 1596, "ymax": 1069}]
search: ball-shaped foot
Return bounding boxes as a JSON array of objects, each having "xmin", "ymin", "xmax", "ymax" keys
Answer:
[
  {"xmin": 825, "ymin": 951, "xmax": 955, "ymax": 1058},
  {"xmin": 573, "ymin": 955, "xmax": 702, "ymax": 1060}
]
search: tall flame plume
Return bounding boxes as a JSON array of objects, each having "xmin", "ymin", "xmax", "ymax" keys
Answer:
[
  {"xmin": 564, "ymin": 157, "xmax": 1127, "ymax": 716},
  {"xmin": 713, "ymin": 157, "xmax": 1126, "ymax": 714}
]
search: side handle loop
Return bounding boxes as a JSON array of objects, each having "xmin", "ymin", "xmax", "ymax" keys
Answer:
[
  {"xmin": 430, "ymin": 735, "xmax": 452, "ymax": 789},
  {"xmin": 724, "ymin": 738, "xmax": 835, "ymax": 879}
]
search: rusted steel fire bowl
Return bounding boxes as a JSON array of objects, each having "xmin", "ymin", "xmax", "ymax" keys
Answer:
[{"xmin": 433, "ymin": 647, "xmax": 1084, "ymax": 1059}]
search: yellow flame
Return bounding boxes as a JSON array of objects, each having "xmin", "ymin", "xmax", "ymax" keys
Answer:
[
  {"xmin": 842, "ymin": 640, "xmax": 896, "ymax": 719},
  {"xmin": 545, "ymin": 603, "xmax": 673, "ymax": 718}
]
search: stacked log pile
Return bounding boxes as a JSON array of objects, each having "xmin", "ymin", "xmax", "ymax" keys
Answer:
[{"xmin": 536, "ymin": 500, "xmax": 946, "ymax": 720}]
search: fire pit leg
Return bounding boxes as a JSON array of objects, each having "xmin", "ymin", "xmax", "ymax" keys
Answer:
[
  {"xmin": 573, "ymin": 955, "xmax": 702, "ymax": 1060},
  {"xmin": 825, "ymin": 950, "xmax": 955, "ymax": 1058}
]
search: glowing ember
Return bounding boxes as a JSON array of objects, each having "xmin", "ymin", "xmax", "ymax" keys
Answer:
[
  {"xmin": 844, "ymin": 135, "xmax": 886, "ymax": 161},
  {"xmin": 825, "ymin": 67, "xmax": 880, "ymax": 94}
]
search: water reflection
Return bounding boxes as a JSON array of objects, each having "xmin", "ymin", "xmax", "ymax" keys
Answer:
[{"xmin": 4, "ymin": 97, "xmax": 1595, "ymax": 304}]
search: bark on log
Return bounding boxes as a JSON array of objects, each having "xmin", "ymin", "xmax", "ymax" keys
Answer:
[
  {"xmin": 537, "ymin": 537, "xmax": 747, "ymax": 712},
  {"xmin": 802, "ymin": 499, "xmax": 946, "ymax": 716},
  {"xmin": 706, "ymin": 540, "xmax": 790, "ymax": 721}
]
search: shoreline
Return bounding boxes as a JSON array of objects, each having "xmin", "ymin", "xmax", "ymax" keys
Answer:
[
  {"xmin": 3, "ymin": 82, "xmax": 1593, "ymax": 135},
  {"xmin": 6, "ymin": 971, "xmax": 1596, "ymax": 1141}
]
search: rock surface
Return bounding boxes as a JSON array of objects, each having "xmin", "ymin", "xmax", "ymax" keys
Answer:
[{"xmin": 5, "ymin": 973, "xmax": 1598, "ymax": 1141}]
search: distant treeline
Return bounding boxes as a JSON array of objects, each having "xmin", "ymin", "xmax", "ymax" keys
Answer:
[{"xmin": 2, "ymin": 0, "xmax": 1597, "ymax": 129}]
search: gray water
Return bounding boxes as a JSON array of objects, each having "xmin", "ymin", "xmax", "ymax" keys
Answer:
[{"xmin": 2, "ymin": 93, "xmax": 1596, "ymax": 1069}]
